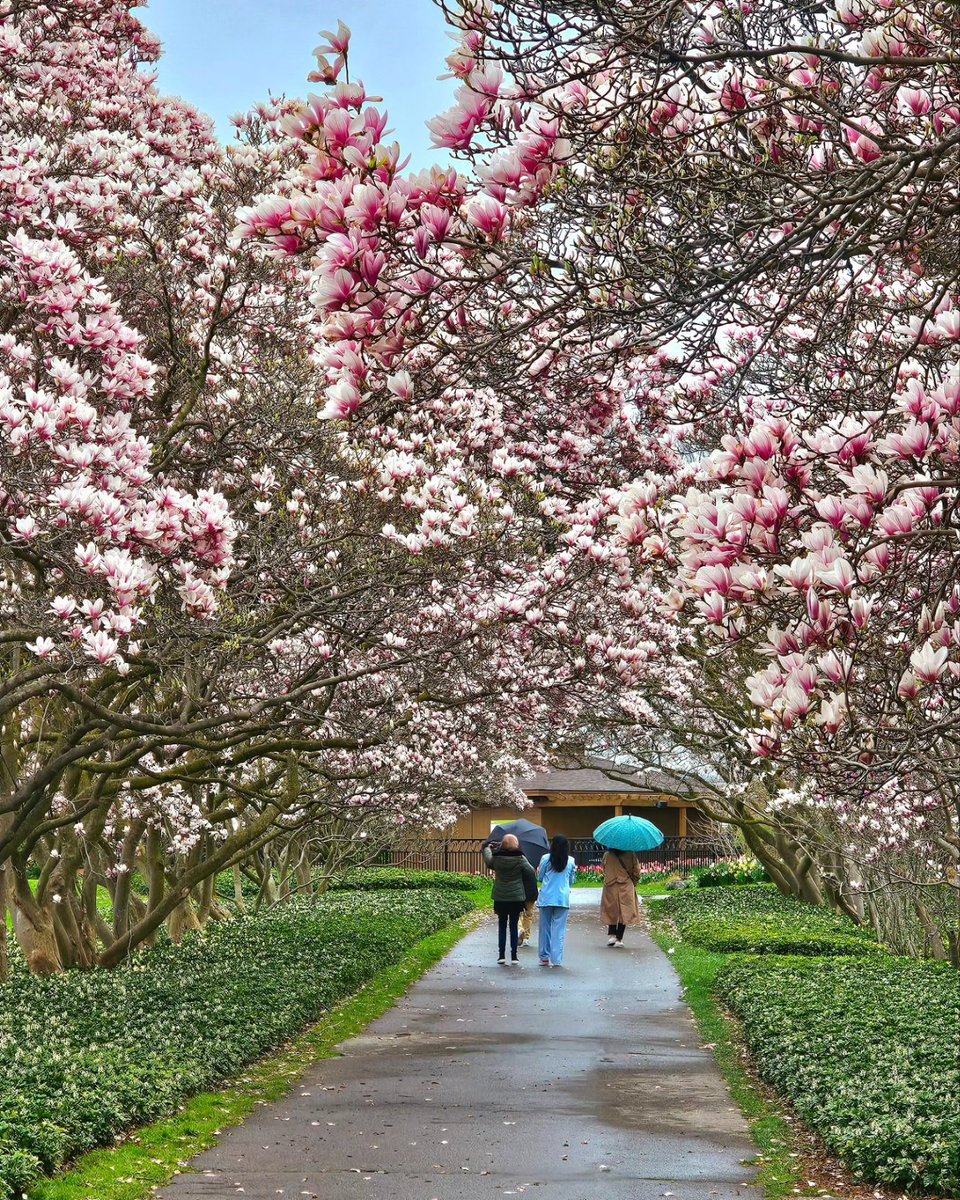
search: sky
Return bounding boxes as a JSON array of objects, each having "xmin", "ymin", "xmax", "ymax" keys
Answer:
[{"xmin": 144, "ymin": 0, "xmax": 458, "ymax": 169}]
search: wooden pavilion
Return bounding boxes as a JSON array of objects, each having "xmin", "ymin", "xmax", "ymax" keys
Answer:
[{"xmin": 448, "ymin": 760, "xmax": 702, "ymax": 841}]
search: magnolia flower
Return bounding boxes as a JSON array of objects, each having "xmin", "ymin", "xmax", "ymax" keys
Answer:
[
  {"xmin": 26, "ymin": 637, "xmax": 57, "ymax": 658},
  {"xmin": 909, "ymin": 642, "xmax": 949, "ymax": 683},
  {"xmin": 465, "ymin": 194, "xmax": 508, "ymax": 239},
  {"xmin": 819, "ymin": 557, "xmax": 855, "ymax": 595},
  {"xmin": 815, "ymin": 695, "xmax": 848, "ymax": 733},
  {"xmin": 83, "ymin": 631, "xmax": 119, "ymax": 666},
  {"xmin": 774, "ymin": 557, "xmax": 813, "ymax": 590},
  {"xmin": 13, "ymin": 516, "xmax": 38, "ymax": 541},
  {"xmin": 935, "ymin": 311, "xmax": 960, "ymax": 341},
  {"xmin": 898, "ymin": 669, "xmax": 919, "ymax": 701}
]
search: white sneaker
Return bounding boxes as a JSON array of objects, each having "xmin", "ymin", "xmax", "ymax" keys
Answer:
[
  {"xmin": 613, "ymin": 940, "xmax": 624, "ymax": 948},
  {"xmin": 607, "ymin": 936, "xmax": 617, "ymax": 946},
  {"xmin": 497, "ymin": 956, "xmax": 506, "ymax": 965}
]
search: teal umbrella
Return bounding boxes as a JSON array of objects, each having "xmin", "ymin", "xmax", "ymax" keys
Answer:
[{"xmin": 593, "ymin": 815, "xmax": 664, "ymax": 851}]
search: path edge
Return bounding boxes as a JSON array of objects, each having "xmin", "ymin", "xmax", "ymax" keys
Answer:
[{"xmin": 647, "ymin": 917, "xmax": 805, "ymax": 1200}]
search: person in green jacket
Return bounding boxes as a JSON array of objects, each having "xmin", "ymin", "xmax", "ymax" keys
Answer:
[{"xmin": 482, "ymin": 833, "xmax": 538, "ymax": 965}]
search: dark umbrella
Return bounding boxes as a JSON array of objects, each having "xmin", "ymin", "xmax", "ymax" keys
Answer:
[{"xmin": 486, "ymin": 818, "xmax": 549, "ymax": 866}]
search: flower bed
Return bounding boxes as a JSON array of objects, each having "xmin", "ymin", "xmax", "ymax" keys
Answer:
[
  {"xmin": 0, "ymin": 889, "xmax": 473, "ymax": 1198},
  {"xmin": 329, "ymin": 867, "xmax": 478, "ymax": 891},
  {"xmin": 691, "ymin": 855, "xmax": 769, "ymax": 887},
  {"xmin": 656, "ymin": 884, "xmax": 880, "ymax": 955},
  {"xmin": 717, "ymin": 955, "xmax": 960, "ymax": 1194},
  {"xmin": 574, "ymin": 864, "xmax": 605, "ymax": 885}
]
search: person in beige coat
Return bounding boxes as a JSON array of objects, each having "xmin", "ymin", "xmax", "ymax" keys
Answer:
[{"xmin": 599, "ymin": 849, "xmax": 641, "ymax": 946}]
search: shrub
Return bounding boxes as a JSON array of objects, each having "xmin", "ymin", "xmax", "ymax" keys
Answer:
[
  {"xmin": 717, "ymin": 955, "xmax": 960, "ymax": 1194},
  {"xmin": 0, "ymin": 889, "xmax": 472, "ymax": 1197},
  {"xmin": 328, "ymin": 867, "xmax": 478, "ymax": 892},
  {"xmin": 658, "ymin": 884, "xmax": 881, "ymax": 955},
  {"xmin": 691, "ymin": 855, "xmax": 770, "ymax": 888}
]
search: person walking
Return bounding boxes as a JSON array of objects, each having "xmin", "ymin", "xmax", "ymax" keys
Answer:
[
  {"xmin": 600, "ymin": 848, "xmax": 641, "ymax": 946},
  {"xmin": 518, "ymin": 871, "xmax": 539, "ymax": 949},
  {"xmin": 482, "ymin": 833, "xmax": 538, "ymax": 965},
  {"xmin": 536, "ymin": 834, "xmax": 577, "ymax": 967}
]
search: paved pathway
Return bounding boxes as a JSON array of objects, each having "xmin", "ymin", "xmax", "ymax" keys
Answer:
[{"xmin": 158, "ymin": 892, "xmax": 758, "ymax": 1200}]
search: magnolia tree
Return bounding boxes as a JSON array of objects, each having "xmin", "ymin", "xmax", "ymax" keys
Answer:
[
  {"xmin": 0, "ymin": 1, "xmax": 680, "ymax": 974},
  {"xmin": 427, "ymin": 0, "xmax": 960, "ymax": 957}
]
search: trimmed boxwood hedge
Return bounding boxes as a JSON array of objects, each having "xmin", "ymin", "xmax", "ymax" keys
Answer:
[
  {"xmin": 329, "ymin": 867, "xmax": 478, "ymax": 891},
  {"xmin": 0, "ymin": 888, "xmax": 473, "ymax": 1198},
  {"xmin": 717, "ymin": 954, "xmax": 960, "ymax": 1194},
  {"xmin": 659, "ymin": 884, "xmax": 881, "ymax": 955}
]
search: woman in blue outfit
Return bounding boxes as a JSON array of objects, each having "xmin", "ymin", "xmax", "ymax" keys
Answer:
[{"xmin": 536, "ymin": 835, "xmax": 577, "ymax": 967}]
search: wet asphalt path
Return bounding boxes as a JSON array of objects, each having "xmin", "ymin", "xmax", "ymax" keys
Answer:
[{"xmin": 157, "ymin": 891, "xmax": 759, "ymax": 1200}]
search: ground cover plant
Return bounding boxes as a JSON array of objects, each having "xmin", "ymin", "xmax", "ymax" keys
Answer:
[
  {"xmin": 0, "ymin": 889, "xmax": 473, "ymax": 1198},
  {"xmin": 717, "ymin": 955, "xmax": 960, "ymax": 1194},
  {"xmin": 28, "ymin": 920, "xmax": 474, "ymax": 1200},
  {"xmin": 658, "ymin": 885, "xmax": 881, "ymax": 956}
]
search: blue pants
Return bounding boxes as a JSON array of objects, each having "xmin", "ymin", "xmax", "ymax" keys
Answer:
[{"xmin": 538, "ymin": 905, "xmax": 570, "ymax": 964}]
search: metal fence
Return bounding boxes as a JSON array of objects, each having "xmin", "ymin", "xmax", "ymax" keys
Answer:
[{"xmin": 378, "ymin": 837, "xmax": 724, "ymax": 876}]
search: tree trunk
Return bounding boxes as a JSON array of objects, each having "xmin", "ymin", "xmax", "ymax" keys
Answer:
[
  {"xmin": 98, "ymin": 805, "xmax": 284, "ymax": 966},
  {"xmin": 0, "ymin": 863, "xmax": 9, "ymax": 983},
  {"xmin": 913, "ymin": 899, "xmax": 949, "ymax": 961},
  {"xmin": 232, "ymin": 864, "xmax": 248, "ymax": 914},
  {"xmin": 167, "ymin": 893, "xmax": 202, "ymax": 943},
  {"xmin": 112, "ymin": 820, "xmax": 145, "ymax": 941},
  {"xmin": 10, "ymin": 870, "xmax": 62, "ymax": 975},
  {"xmin": 52, "ymin": 890, "xmax": 97, "ymax": 968}
]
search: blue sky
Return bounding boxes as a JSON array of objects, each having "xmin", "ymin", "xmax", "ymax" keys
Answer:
[{"xmin": 144, "ymin": 0, "xmax": 457, "ymax": 168}]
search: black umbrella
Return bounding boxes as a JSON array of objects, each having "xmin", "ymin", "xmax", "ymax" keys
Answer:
[{"xmin": 486, "ymin": 818, "xmax": 550, "ymax": 866}]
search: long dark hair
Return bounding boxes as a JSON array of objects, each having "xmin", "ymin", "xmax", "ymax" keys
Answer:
[{"xmin": 549, "ymin": 835, "xmax": 570, "ymax": 873}]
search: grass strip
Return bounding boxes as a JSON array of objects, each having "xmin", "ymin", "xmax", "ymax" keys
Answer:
[
  {"xmin": 648, "ymin": 914, "xmax": 807, "ymax": 1200},
  {"xmin": 30, "ymin": 915, "xmax": 476, "ymax": 1200}
]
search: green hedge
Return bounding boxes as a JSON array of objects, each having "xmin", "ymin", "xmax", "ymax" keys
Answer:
[
  {"xmin": 717, "ymin": 955, "xmax": 960, "ymax": 1194},
  {"xmin": 329, "ymin": 867, "xmax": 478, "ymax": 892},
  {"xmin": 659, "ymin": 884, "xmax": 881, "ymax": 955},
  {"xmin": 0, "ymin": 889, "xmax": 472, "ymax": 1198}
]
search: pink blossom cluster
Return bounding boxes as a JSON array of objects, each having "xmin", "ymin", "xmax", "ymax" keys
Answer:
[{"xmin": 1, "ymin": 229, "xmax": 236, "ymax": 665}]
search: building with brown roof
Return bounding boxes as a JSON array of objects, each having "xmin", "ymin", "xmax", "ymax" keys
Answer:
[{"xmin": 449, "ymin": 760, "xmax": 703, "ymax": 841}]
